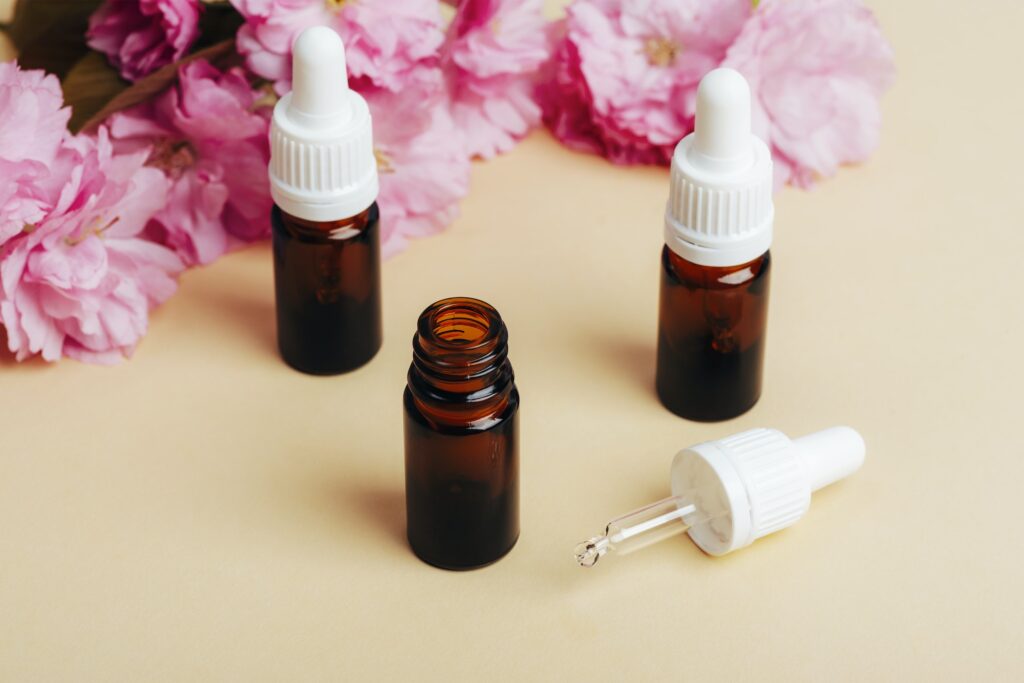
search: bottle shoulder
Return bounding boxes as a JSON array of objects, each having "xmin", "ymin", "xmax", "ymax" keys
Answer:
[
  {"xmin": 662, "ymin": 244, "xmax": 770, "ymax": 289},
  {"xmin": 272, "ymin": 202, "xmax": 379, "ymax": 242},
  {"xmin": 404, "ymin": 384, "xmax": 519, "ymax": 434}
]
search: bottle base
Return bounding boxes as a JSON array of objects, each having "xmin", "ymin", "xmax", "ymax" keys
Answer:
[
  {"xmin": 656, "ymin": 381, "xmax": 761, "ymax": 422},
  {"xmin": 278, "ymin": 342, "xmax": 382, "ymax": 376},
  {"xmin": 408, "ymin": 533, "xmax": 519, "ymax": 571}
]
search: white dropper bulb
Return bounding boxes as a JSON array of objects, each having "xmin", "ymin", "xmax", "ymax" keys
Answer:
[
  {"xmin": 690, "ymin": 67, "xmax": 754, "ymax": 173},
  {"xmin": 288, "ymin": 25, "xmax": 351, "ymax": 128},
  {"xmin": 792, "ymin": 426, "xmax": 866, "ymax": 492},
  {"xmin": 575, "ymin": 427, "xmax": 865, "ymax": 567}
]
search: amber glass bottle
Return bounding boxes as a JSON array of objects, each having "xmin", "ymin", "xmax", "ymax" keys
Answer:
[
  {"xmin": 404, "ymin": 298, "xmax": 520, "ymax": 570},
  {"xmin": 656, "ymin": 246, "xmax": 770, "ymax": 421},
  {"xmin": 267, "ymin": 26, "xmax": 382, "ymax": 375},
  {"xmin": 657, "ymin": 68, "xmax": 775, "ymax": 421},
  {"xmin": 271, "ymin": 204, "xmax": 382, "ymax": 375}
]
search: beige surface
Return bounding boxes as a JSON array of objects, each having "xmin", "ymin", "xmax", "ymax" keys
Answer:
[{"xmin": 2, "ymin": 1, "xmax": 1023, "ymax": 680}]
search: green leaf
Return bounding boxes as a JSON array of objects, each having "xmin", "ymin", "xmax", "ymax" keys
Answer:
[
  {"xmin": 63, "ymin": 50, "xmax": 126, "ymax": 131},
  {"xmin": 77, "ymin": 39, "xmax": 238, "ymax": 133}
]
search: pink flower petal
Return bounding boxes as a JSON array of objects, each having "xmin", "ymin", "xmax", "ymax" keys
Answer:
[{"xmin": 722, "ymin": 0, "xmax": 894, "ymax": 186}]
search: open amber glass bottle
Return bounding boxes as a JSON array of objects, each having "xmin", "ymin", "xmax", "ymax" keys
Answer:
[{"xmin": 403, "ymin": 298, "xmax": 520, "ymax": 570}]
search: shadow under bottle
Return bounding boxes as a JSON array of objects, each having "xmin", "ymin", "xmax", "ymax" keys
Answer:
[{"xmin": 403, "ymin": 298, "xmax": 520, "ymax": 570}]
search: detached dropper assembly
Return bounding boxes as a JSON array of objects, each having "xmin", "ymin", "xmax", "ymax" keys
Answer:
[{"xmin": 576, "ymin": 427, "xmax": 865, "ymax": 567}]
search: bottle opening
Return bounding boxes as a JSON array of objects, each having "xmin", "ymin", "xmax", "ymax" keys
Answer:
[
  {"xmin": 408, "ymin": 297, "xmax": 514, "ymax": 421},
  {"xmin": 419, "ymin": 298, "xmax": 502, "ymax": 352}
]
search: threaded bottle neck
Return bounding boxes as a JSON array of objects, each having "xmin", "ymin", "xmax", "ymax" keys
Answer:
[{"xmin": 407, "ymin": 298, "xmax": 514, "ymax": 427}]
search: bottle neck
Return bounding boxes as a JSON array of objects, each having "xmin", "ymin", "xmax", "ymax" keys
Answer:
[
  {"xmin": 274, "ymin": 202, "xmax": 378, "ymax": 240},
  {"xmin": 407, "ymin": 298, "xmax": 514, "ymax": 428},
  {"xmin": 663, "ymin": 244, "xmax": 769, "ymax": 289}
]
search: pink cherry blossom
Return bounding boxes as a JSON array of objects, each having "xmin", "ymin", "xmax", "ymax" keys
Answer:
[
  {"xmin": 0, "ymin": 63, "xmax": 68, "ymax": 168},
  {"xmin": 724, "ymin": 0, "xmax": 895, "ymax": 187},
  {"xmin": 0, "ymin": 129, "xmax": 182, "ymax": 364},
  {"xmin": 231, "ymin": 0, "xmax": 445, "ymax": 92},
  {"xmin": 540, "ymin": 0, "xmax": 751, "ymax": 165},
  {"xmin": 443, "ymin": 0, "xmax": 553, "ymax": 159},
  {"xmin": 108, "ymin": 60, "xmax": 272, "ymax": 266},
  {"xmin": 87, "ymin": 0, "xmax": 202, "ymax": 82},
  {"xmin": 365, "ymin": 86, "xmax": 471, "ymax": 258},
  {"xmin": 0, "ymin": 62, "xmax": 72, "ymax": 246}
]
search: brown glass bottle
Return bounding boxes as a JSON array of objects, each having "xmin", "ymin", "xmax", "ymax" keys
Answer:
[
  {"xmin": 656, "ymin": 245, "xmax": 770, "ymax": 421},
  {"xmin": 404, "ymin": 298, "xmax": 519, "ymax": 570},
  {"xmin": 271, "ymin": 203, "xmax": 382, "ymax": 375}
]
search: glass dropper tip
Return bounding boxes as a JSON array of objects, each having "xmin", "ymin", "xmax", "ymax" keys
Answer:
[
  {"xmin": 574, "ymin": 535, "xmax": 609, "ymax": 568},
  {"xmin": 573, "ymin": 494, "xmax": 709, "ymax": 569}
]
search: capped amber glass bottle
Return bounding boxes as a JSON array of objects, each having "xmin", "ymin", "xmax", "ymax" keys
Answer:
[
  {"xmin": 403, "ymin": 298, "xmax": 520, "ymax": 570},
  {"xmin": 267, "ymin": 26, "xmax": 382, "ymax": 375},
  {"xmin": 657, "ymin": 68, "xmax": 775, "ymax": 421}
]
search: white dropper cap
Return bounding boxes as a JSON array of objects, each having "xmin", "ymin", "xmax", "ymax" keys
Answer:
[
  {"xmin": 575, "ymin": 427, "xmax": 865, "ymax": 566},
  {"xmin": 670, "ymin": 426, "xmax": 865, "ymax": 555},
  {"xmin": 269, "ymin": 26, "xmax": 378, "ymax": 222},
  {"xmin": 665, "ymin": 68, "xmax": 774, "ymax": 267}
]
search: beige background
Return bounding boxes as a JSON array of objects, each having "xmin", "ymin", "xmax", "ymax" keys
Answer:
[{"xmin": 2, "ymin": 1, "xmax": 1023, "ymax": 680}]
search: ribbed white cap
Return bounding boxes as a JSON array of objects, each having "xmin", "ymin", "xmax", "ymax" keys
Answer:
[
  {"xmin": 670, "ymin": 427, "xmax": 865, "ymax": 556},
  {"xmin": 665, "ymin": 68, "xmax": 774, "ymax": 267},
  {"xmin": 269, "ymin": 26, "xmax": 378, "ymax": 222}
]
